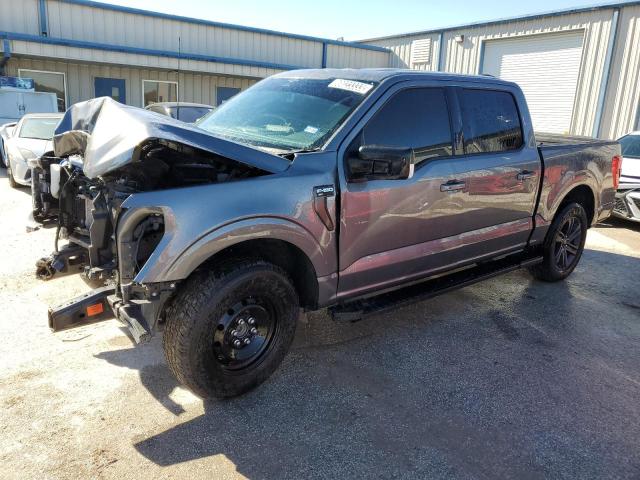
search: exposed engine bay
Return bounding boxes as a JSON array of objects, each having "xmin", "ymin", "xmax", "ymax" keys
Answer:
[{"xmin": 36, "ymin": 138, "xmax": 268, "ymax": 282}]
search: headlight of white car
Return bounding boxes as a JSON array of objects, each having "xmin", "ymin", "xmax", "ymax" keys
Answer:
[{"xmin": 18, "ymin": 148, "xmax": 39, "ymax": 167}]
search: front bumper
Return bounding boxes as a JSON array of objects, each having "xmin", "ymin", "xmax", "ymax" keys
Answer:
[
  {"xmin": 48, "ymin": 281, "xmax": 176, "ymax": 343},
  {"xmin": 613, "ymin": 185, "xmax": 640, "ymax": 223}
]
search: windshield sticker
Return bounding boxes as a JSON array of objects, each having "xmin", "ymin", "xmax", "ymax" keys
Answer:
[
  {"xmin": 304, "ymin": 125, "xmax": 319, "ymax": 134},
  {"xmin": 328, "ymin": 79, "xmax": 373, "ymax": 95}
]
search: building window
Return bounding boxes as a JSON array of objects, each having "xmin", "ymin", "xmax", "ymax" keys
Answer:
[
  {"xmin": 216, "ymin": 86, "xmax": 240, "ymax": 106},
  {"xmin": 18, "ymin": 69, "xmax": 67, "ymax": 112},
  {"xmin": 142, "ymin": 80, "xmax": 178, "ymax": 106}
]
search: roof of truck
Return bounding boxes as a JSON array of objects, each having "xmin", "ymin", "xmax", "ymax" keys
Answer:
[{"xmin": 275, "ymin": 68, "xmax": 513, "ymax": 86}]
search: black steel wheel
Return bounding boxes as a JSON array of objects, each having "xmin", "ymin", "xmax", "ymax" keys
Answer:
[
  {"xmin": 528, "ymin": 202, "xmax": 588, "ymax": 282},
  {"xmin": 212, "ymin": 298, "xmax": 278, "ymax": 371},
  {"xmin": 163, "ymin": 259, "xmax": 299, "ymax": 398}
]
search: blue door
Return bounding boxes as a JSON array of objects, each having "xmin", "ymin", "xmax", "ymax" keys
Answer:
[{"xmin": 94, "ymin": 77, "xmax": 126, "ymax": 104}]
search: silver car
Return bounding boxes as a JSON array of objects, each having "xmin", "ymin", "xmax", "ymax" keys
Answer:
[
  {"xmin": 0, "ymin": 122, "xmax": 17, "ymax": 168},
  {"xmin": 613, "ymin": 132, "xmax": 640, "ymax": 222},
  {"xmin": 5, "ymin": 113, "xmax": 63, "ymax": 188}
]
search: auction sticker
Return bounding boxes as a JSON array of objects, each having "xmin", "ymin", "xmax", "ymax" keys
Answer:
[{"xmin": 328, "ymin": 79, "xmax": 374, "ymax": 95}]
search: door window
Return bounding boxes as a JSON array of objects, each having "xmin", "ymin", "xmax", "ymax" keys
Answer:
[
  {"xmin": 361, "ymin": 88, "xmax": 453, "ymax": 163},
  {"xmin": 460, "ymin": 89, "xmax": 523, "ymax": 154}
]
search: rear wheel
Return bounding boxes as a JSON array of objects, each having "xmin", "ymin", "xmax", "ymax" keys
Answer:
[
  {"xmin": 163, "ymin": 259, "xmax": 299, "ymax": 398},
  {"xmin": 528, "ymin": 202, "xmax": 588, "ymax": 282}
]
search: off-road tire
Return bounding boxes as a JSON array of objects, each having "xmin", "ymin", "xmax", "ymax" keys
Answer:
[
  {"xmin": 163, "ymin": 259, "xmax": 299, "ymax": 398},
  {"xmin": 528, "ymin": 202, "xmax": 588, "ymax": 282}
]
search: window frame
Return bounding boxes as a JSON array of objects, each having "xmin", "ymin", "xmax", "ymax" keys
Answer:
[
  {"xmin": 141, "ymin": 79, "xmax": 179, "ymax": 107},
  {"xmin": 356, "ymin": 85, "xmax": 457, "ymax": 168},
  {"xmin": 455, "ymin": 87, "xmax": 525, "ymax": 157},
  {"xmin": 18, "ymin": 68, "xmax": 68, "ymax": 112}
]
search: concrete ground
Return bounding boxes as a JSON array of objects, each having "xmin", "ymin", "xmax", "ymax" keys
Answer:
[{"xmin": 0, "ymin": 168, "xmax": 639, "ymax": 480}]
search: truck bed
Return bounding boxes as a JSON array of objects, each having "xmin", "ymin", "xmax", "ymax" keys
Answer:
[{"xmin": 536, "ymin": 132, "xmax": 618, "ymax": 148}]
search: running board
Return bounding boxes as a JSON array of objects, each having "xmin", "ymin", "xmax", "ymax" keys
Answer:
[{"xmin": 329, "ymin": 254, "xmax": 543, "ymax": 322}]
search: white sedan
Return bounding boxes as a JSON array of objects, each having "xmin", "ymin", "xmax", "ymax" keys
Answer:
[
  {"xmin": 5, "ymin": 113, "xmax": 63, "ymax": 188},
  {"xmin": 613, "ymin": 132, "xmax": 640, "ymax": 222}
]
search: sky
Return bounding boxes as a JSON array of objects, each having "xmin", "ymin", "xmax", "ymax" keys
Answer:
[{"xmin": 93, "ymin": 0, "xmax": 631, "ymax": 40}]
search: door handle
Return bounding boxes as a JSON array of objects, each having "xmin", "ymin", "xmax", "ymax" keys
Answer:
[
  {"xmin": 516, "ymin": 170, "xmax": 536, "ymax": 181},
  {"xmin": 440, "ymin": 180, "xmax": 466, "ymax": 192}
]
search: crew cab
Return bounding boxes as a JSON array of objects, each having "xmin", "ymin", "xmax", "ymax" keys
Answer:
[{"xmin": 39, "ymin": 69, "xmax": 620, "ymax": 398}]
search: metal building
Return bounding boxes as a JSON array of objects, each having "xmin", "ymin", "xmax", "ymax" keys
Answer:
[
  {"xmin": 0, "ymin": 0, "xmax": 389, "ymax": 110},
  {"xmin": 362, "ymin": 2, "xmax": 640, "ymax": 139}
]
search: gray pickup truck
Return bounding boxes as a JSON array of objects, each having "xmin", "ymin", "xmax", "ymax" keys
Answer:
[{"xmin": 39, "ymin": 69, "xmax": 621, "ymax": 398}]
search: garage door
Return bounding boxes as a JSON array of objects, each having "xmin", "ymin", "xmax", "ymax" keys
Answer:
[{"xmin": 482, "ymin": 31, "xmax": 584, "ymax": 134}]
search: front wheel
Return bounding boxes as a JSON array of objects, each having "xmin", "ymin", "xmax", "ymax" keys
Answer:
[
  {"xmin": 7, "ymin": 161, "xmax": 18, "ymax": 188},
  {"xmin": 163, "ymin": 259, "xmax": 299, "ymax": 398},
  {"xmin": 528, "ymin": 202, "xmax": 588, "ymax": 282}
]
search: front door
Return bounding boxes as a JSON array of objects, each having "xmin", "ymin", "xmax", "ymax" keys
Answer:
[
  {"xmin": 94, "ymin": 77, "xmax": 126, "ymax": 104},
  {"xmin": 338, "ymin": 85, "xmax": 460, "ymax": 299}
]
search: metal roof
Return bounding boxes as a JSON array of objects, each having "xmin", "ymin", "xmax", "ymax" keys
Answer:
[{"xmin": 359, "ymin": 0, "xmax": 640, "ymax": 42}]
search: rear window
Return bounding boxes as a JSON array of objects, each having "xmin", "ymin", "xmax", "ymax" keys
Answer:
[
  {"xmin": 460, "ymin": 89, "xmax": 523, "ymax": 154},
  {"xmin": 176, "ymin": 106, "xmax": 212, "ymax": 123},
  {"xmin": 620, "ymin": 134, "xmax": 640, "ymax": 159},
  {"xmin": 19, "ymin": 117, "xmax": 60, "ymax": 140}
]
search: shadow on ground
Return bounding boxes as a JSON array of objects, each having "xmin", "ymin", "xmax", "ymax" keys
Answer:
[{"xmin": 96, "ymin": 249, "xmax": 640, "ymax": 479}]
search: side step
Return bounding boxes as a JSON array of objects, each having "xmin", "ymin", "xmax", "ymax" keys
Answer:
[
  {"xmin": 329, "ymin": 254, "xmax": 543, "ymax": 322},
  {"xmin": 48, "ymin": 286, "xmax": 115, "ymax": 332}
]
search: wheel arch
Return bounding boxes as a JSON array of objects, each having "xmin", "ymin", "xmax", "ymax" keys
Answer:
[
  {"xmin": 146, "ymin": 217, "xmax": 332, "ymax": 310},
  {"xmin": 194, "ymin": 238, "xmax": 320, "ymax": 310},
  {"xmin": 555, "ymin": 184, "xmax": 596, "ymax": 226}
]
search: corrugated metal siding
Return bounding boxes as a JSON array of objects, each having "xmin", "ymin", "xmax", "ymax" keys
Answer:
[
  {"xmin": 0, "ymin": 0, "xmax": 40, "ymax": 36},
  {"xmin": 325, "ymin": 45, "xmax": 389, "ymax": 68},
  {"xmin": 8, "ymin": 40, "xmax": 283, "ymax": 78},
  {"xmin": 602, "ymin": 5, "xmax": 640, "ymax": 138},
  {"xmin": 45, "ymin": 0, "xmax": 323, "ymax": 69},
  {"xmin": 6, "ymin": 57, "xmax": 257, "ymax": 107},
  {"xmin": 369, "ymin": 34, "xmax": 441, "ymax": 70}
]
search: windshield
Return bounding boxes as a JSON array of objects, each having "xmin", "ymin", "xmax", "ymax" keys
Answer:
[
  {"xmin": 197, "ymin": 77, "xmax": 376, "ymax": 152},
  {"xmin": 620, "ymin": 134, "xmax": 640, "ymax": 159},
  {"xmin": 20, "ymin": 117, "xmax": 60, "ymax": 140}
]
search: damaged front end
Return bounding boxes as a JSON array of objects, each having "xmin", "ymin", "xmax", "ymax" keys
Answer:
[{"xmin": 44, "ymin": 97, "xmax": 285, "ymax": 342}]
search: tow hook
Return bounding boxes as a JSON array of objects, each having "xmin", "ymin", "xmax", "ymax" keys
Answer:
[{"xmin": 34, "ymin": 245, "xmax": 88, "ymax": 281}]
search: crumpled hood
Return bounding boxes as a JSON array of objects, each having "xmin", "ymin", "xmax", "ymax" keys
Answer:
[{"xmin": 53, "ymin": 97, "xmax": 290, "ymax": 179}]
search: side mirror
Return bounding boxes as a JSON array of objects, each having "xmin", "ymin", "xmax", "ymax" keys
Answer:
[{"xmin": 348, "ymin": 145, "xmax": 415, "ymax": 181}]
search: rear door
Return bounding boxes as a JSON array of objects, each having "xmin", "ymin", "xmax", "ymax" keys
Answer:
[
  {"xmin": 443, "ymin": 87, "xmax": 541, "ymax": 256},
  {"xmin": 21, "ymin": 92, "xmax": 58, "ymax": 114}
]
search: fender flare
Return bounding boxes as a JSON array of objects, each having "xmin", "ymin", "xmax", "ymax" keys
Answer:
[{"xmin": 140, "ymin": 216, "xmax": 333, "ymax": 283}]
